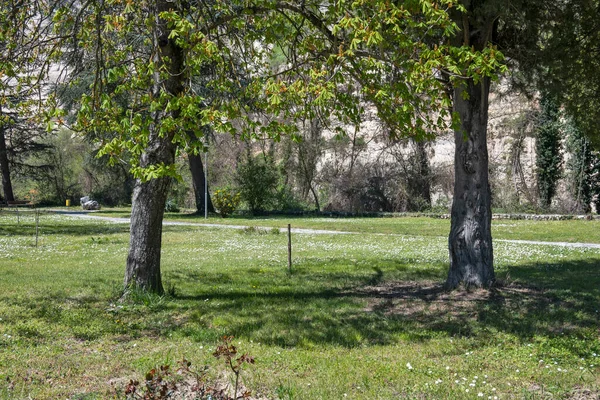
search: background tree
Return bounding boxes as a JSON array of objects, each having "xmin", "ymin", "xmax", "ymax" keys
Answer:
[
  {"xmin": 519, "ymin": 0, "xmax": 600, "ymax": 212},
  {"xmin": 187, "ymin": 130, "xmax": 214, "ymax": 215},
  {"xmin": 294, "ymin": 119, "xmax": 323, "ymax": 211},
  {"xmin": 0, "ymin": 109, "xmax": 53, "ymax": 201},
  {"xmin": 534, "ymin": 0, "xmax": 600, "ymax": 148},
  {"xmin": 235, "ymin": 150, "xmax": 278, "ymax": 214},
  {"xmin": 489, "ymin": 100, "xmax": 538, "ymax": 210},
  {"xmin": 565, "ymin": 120, "xmax": 595, "ymax": 214},
  {"xmin": 535, "ymin": 96, "xmax": 562, "ymax": 209},
  {"xmin": 0, "ymin": 0, "xmax": 58, "ymax": 201}
]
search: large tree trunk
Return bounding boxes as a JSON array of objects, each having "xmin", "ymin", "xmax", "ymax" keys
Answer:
[
  {"xmin": 188, "ymin": 149, "xmax": 215, "ymax": 214},
  {"xmin": 123, "ymin": 0, "xmax": 184, "ymax": 294},
  {"xmin": 125, "ymin": 172, "xmax": 172, "ymax": 294},
  {"xmin": 446, "ymin": 77, "xmax": 495, "ymax": 289},
  {"xmin": 0, "ymin": 124, "xmax": 15, "ymax": 202},
  {"xmin": 445, "ymin": 4, "xmax": 498, "ymax": 289}
]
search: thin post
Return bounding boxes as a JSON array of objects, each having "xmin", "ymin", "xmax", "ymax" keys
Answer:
[
  {"xmin": 287, "ymin": 224, "xmax": 292, "ymax": 273},
  {"xmin": 35, "ymin": 210, "xmax": 39, "ymax": 247},
  {"xmin": 16, "ymin": 207, "xmax": 19, "ymax": 224}
]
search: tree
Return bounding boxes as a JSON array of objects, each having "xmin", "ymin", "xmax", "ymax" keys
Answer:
[
  {"xmin": 445, "ymin": 3, "xmax": 501, "ymax": 289},
  {"xmin": 407, "ymin": 140, "xmax": 432, "ymax": 210},
  {"xmin": 533, "ymin": 0, "xmax": 600, "ymax": 148},
  {"xmin": 116, "ymin": 0, "xmax": 183, "ymax": 294},
  {"xmin": 513, "ymin": 0, "xmax": 600, "ymax": 211},
  {"xmin": 535, "ymin": 96, "xmax": 562, "ymax": 209},
  {"xmin": 490, "ymin": 99, "xmax": 538, "ymax": 209},
  {"xmin": 236, "ymin": 150, "xmax": 278, "ymax": 214},
  {"xmin": 443, "ymin": 0, "xmax": 564, "ymax": 288},
  {"xmin": 295, "ymin": 119, "xmax": 323, "ymax": 211},
  {"xmin": 187, "ymin": 130, "xmax": 214, "ymax": 215},
  {"xmin": 0, "ymin": 0, "xmax": 58, "ymax": 201},
  {"xmin": 565, "ymin": 120, "xmax": 595, "ymax": 214},
  {"xmin": 53, "ymin": 0, "xmax": 188, "ymax": 293}
]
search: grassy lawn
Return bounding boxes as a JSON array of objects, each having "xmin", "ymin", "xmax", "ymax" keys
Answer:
[
  {"xmin": 0, "ymin": 210, "xmax": 599, "ymax": 399},
  {"xmin": 92, "ymin": 207, "xmax": 600, "ymax": 243}
]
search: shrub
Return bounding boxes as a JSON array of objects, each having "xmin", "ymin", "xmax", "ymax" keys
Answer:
[
  {"xmin": 164, "ymin": 199, "xmax": 180, "ymax": 213},
  {"xmin": 120, "ymin": 336, "xmax": 254, "ymax": 400},
  {"xmin": 213, "ymin": 187, "xmax": 241, "ymax": 217},
  {"xmin": 235, "ymin": 154, "xmax": 278, "ymax": 214}
]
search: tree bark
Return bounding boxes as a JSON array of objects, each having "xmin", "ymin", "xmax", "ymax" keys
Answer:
[
  {"xmin": 446, "ymin": 78, "xmax": 495, "ymax": 289},
  {"xmin": 125, "ymin": 171, "xmax": 172, "ymax": 294},
  {"xmin": 123, "ymin": 0, "xmax": 184, "ymax": 294},
  {"xmin": 444, "ymin": 3, "xmax": 498, "ymax": 289},
  {"xmin": 409, "ymin": 139, "xmax": 431, "ymax": 208},
  {"xmin": 0, "ymin": 123, "xmax": 15, "ymax": 202}
]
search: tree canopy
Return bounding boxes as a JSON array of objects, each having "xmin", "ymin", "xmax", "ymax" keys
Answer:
[
  {"xmin": 44, "ymin": 0, "xmax": 506, "ymax": 293},
  {"xmin": 536, "ymin": 0, "xmax": 600, "ymax": 147},
  {"xmin": 49, "ymin": 0, "xmax": 505, "ymax": 181},
  {"xmin": 8, "ymin": 0, "xmax": 595, "ymax": 293}
]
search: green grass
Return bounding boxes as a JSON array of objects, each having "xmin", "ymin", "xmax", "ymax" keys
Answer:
[
  {"xmin": 0, "ymin": 210, "xmax": 599, "ymax": 399},
  {"xmin": 87, "ymin": 208, "xmax": 600, "ymax": 243}
]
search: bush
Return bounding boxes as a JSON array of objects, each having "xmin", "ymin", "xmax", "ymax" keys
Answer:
[
  {"xmin": 274, "ymin": 183, "xmax": 306, "ymax": 211},
  {"xmin": 213, "ymin": 187, "xmax": 241, "ymax": 217},
  {"xmin": 164, "ymin": 199, "xmax": 180, "ymax": 213},
  {"xmin": 235, "ymin": 154, "xmax": 278, "ymax": 214},
  {"xmin": 120, "ymin": 336, "xmax": 254, "ymax": 400}
]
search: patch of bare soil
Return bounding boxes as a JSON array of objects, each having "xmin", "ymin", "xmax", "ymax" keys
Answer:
[
  {"xmin": 349, "ymin": 280, "xmax": 547, "ymax": 316},
  {"xmin": 109, "ymin": 372, "xmax": 271, "ymax": 400},
  {"xmin": 344, "ymin": 281, "xmax": 559, "ymax": 328},
  {"xmin": 526, "ymin": 385, "xmax": 600, "ymax": 400},
  {"xmin": 566, "ymin": 388, "xmax": 600, "ymax": 400}
]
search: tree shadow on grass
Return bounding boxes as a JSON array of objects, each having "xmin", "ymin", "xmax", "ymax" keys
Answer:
[
  {"xmin": 6, "ymin": 257, "xmax": 599, "ymax": 357},
  {"xmin": 166, "ymin": 258, "xmax": 600, "ymax": 352}
]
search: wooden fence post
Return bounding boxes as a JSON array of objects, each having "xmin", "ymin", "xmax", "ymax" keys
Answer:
[
  {"xmin": 287, "ymin": 224, "xmax": 292, "ymax": 273},
  {"xmin": 35, "ymin": 210, "xmax": 39, "ymax": 247}
]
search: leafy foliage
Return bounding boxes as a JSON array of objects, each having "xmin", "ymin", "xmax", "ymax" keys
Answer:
[
  {"xmin": 48, "ymin": 0, "xmax": 506, "ymax": 182},
  {"xmin": 533, "ymin": 0, "xmax": 600, "ymax": 147},
  {"xmin": 565, "ymin": 120, "xmax": 599, "ymax": 214},
  {"xmin": 0, "ymin": 0, "xmax": 61, "ymax": 200},
  {"xmin": 164, "ymin": 199, "xmax": 180, "ymax": 213},
  {"xmin": 213, "ymin": 187, "xmax": 241, "ymax": 217},
  {"xmin": 122, "ymin": 337, "xmax": 255, "ymax": 400},
  {"xmin": 235, "ymin": 153, "xmax": 278, "ymax": 214},
  {"xmin": 535, "ymin": 96, "xmax": 562, "ymax": 208}
]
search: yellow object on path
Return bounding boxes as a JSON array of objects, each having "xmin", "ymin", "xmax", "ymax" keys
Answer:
[{"xmin": 66, "ymin": 199, "xmax": 71, "ymax": 207}]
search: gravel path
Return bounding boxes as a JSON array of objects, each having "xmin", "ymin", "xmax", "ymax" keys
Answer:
[
  {"xmin": 495, "ymin": 239, "xmax": 600, "ymax": 249},
  {"xmin": 53, "ymin": 210, "xmax": 600, "ymax": 248},
  {"xmin": 52, "ymin": 210, "xmax": 350, "ymax": 235}
]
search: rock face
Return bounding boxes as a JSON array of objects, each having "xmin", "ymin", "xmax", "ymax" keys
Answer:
[{"xmin": 80, "ymin": 196, "xmax": 100, "ymax": 210}]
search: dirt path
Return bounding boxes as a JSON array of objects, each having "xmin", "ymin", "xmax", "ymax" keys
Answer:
[{"xmin": 53, "ymin": 210, "xmax": 600, "ymax": 249}]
